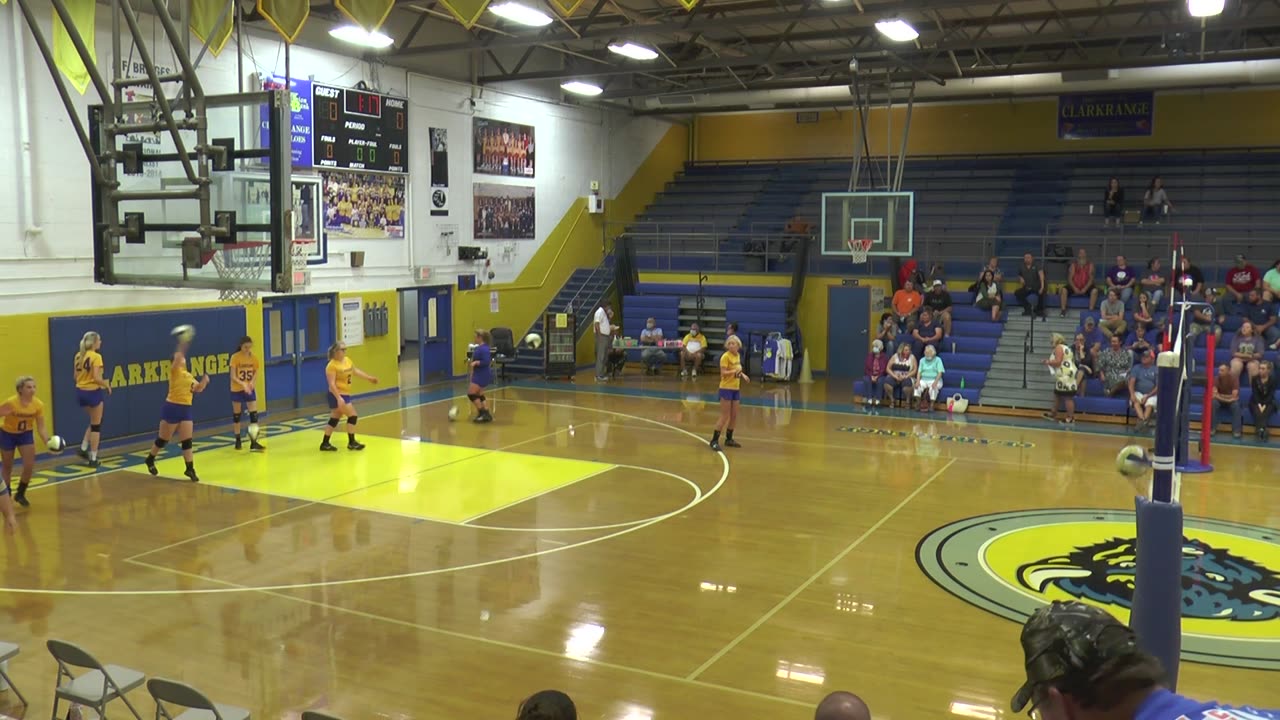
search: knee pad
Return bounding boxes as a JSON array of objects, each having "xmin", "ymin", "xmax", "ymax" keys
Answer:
[
  {"xmin": 90, "ymin": 424, "xmax": 102, "ymax": 433},
  {"xmin": 328, "ymin": 417, "xmax": 340, "ymax": 428},
  {"xmin": 180, "ymin": 439, "xmax": 193, "ymax": 450},
  {"xmin": 154, "ymin": 437, "xmax": 168, "ymax": 449},
  {"xmin": 233, "ymin": 412, "xmax": 243, "ymax": 423},
  {"xmin": 467, "ymin": 393, "xmax": 480, "ymax": 402},
  {"xmin": 248, "ymin": 411, "xmax": 259, "ymax": 423},
  {"xmin": 347, "ymin": 416, "xmax": 358, "ymax": 426}
]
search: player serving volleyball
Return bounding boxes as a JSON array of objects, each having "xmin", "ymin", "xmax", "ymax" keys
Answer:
[
  {"xmin": 709, "ymin": 335, "xmax": 749, "ymax": 452},
  {"xmin": 320, "ymin": 342, "xmax": 378, "ymax": 452},
  {"xmin": 73, "ymin": 330, "xmax": 111, "ymax": 468},
  {"xmin": 0, "ymin": 376, "xmax": 56, "ymax": 520},
  {"xmin": 143, "ymin": 328, "xmax": 210, "ymax": 482}
]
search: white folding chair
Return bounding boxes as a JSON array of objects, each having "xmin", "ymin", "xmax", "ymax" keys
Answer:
[
  {"xmin": 0, "ymin": 641, "xmax": 28, "ymax": 707},
  {"xmin": 148, "ymin": 678, "xmax": 250, "ymax": 720},
  {"xmin": 46, "ymin": 640, "xmax": 146, "ymax": 720}
]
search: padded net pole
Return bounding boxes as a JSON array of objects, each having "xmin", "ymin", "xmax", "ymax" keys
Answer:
[{"xmin": 1201, "ymin": 332, "xmax": 1216, "ymax": 467}]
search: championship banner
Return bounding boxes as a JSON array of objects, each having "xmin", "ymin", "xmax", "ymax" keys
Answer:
[
  {"xmin": 259, "ymin": 75, "xmax": 313, "ymax": 168},
  {"xmin": 439, "ymin": 0, "xmax": 490, "ymax": 28},
  {"xmin": 257, "ymin": 0, "xmax": 310, "ymax": 43},
  {"xmin": 52, "ymin": 0, "xmax": 96, "ymax": 95},
  {"xmin": 1058, "ymin": 91, "xmax": 1154, "ymax": 140},
  {"xmin": 190, "ymin": 0, "xmax": 235, "ymax": 57},
  {"xmin": 429, "ymin": 127, "xmax": 450, "ymax": 217},
  {"xmin": 548, "ymin": 0, "xmax": 585, "ymax": 15},
  {"xmin": 322, "ymin": 170, "xmax": 406, "ymax": 240},
  {"xmin": 335, "ymin": 0, "xmax": 395, "ymax": 31}
]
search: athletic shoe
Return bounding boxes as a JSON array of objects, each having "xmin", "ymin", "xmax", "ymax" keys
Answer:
[
  {"xmin": 250, "ymin": 440, "xmax": 266, "ymax": 451},
  {"xmin": 13, "ymin": 490, "xmax": 29, "ymax": 508},
  {"xmin": 709, "ymin": 440, "xmax": 722, "ymax": 452},
  {"xmin": 320, "ymin": 442, "xmax": 337, "ymax": 452},
  {"xmin": 145, "ymin": 456, "xmax": 158, "ymax": 476},
  {"xmin": 724, "ymin": 439, "xmax": 742, "ymax": 448},
  {"xmin": 347, "ymin": 440, "xmax": 366, "ymax": 451},
  {"xmin": 234, "ymin": 437, "xmax": 243, "ymax": 450},
  {"xmin": 184, "ymin": 467, "xmax": 200, "ymax": 483}
]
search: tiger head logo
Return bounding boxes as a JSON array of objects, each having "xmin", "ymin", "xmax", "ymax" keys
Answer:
[{"xmin": 1017, "ymin": 536, "xmax": 1280, "ymax": 622}]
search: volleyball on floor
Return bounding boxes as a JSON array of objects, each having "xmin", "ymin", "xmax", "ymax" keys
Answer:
[
  {"xmin": 448, "ymin": 406, "xmax": 459, "ymax": 421},
  {"xmin": 524, "ymin": 332, "xmax": 542, "ymax": 349},
  {"xmin": 1115, "ymin": 444, "xmax": 1151, "ymax": 477},
  {"xmin": 247, "ymin": 423, "xmax": 260, "ymax": 440},
  {"xmin": 171, "ymin": 324, "xmax": 196, "ymax": 343},
  {"xmin": 47, "ymin": 435, "xmax": 65, "ymax": 453}
]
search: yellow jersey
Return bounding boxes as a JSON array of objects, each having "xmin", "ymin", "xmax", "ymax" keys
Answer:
[
  {"xmin": 683, "ymin": 333, "xmax": 708, "ymax": 352},
  {"xmin": 720, "ymin": 350, "xmax": 742, "ymax": 390},
  {"xmin": 166, "ymin": 356, "xmax": 196, "ymax": 406},
  {"xmin": 327, "ymin": 357, "xmax": 354, "ymax": 394},
  {"xmin": 230, "ymin": 350, "xmax": 259, "ymax": 391},
  {"xmin": 75, "ymin": 350, "xmax": 104, "ymax": 390},
  {"xmin": 2, "ymin": 395, "xmax": 43, "ymax": 434}
]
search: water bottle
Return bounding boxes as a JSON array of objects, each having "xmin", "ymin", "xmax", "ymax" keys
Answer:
[{"xmin": 960, "ymin": 377, "xmax": 966, "ymax": 389}]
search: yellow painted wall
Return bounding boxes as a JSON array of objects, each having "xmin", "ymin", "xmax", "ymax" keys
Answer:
[
  {"xmin": 339, "ymin": 290, "xmax": 401, "ymax": 389},
  {"xmin": 451, "ymin": 123, "xmax": 691, "ymax": 374},
  {"xmin": 696, "ymin": 89, "xmax": 1280, "ymax": 161}
]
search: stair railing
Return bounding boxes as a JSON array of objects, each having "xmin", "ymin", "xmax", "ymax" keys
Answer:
[{"xmin": 1022, "ymin": 328, "xmax": 1033, "ymax": 389}]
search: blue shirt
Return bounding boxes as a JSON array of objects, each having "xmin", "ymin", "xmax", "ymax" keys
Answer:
[
  {"xmin": 640, "ymin": 327, "xmax": 663, "ymax": 345},
  {"xmin": 1136, "ymin": 688, "xmax": 1280, "ymax": 720},
  {"xmin": 1132, "ymin": 363, "xmax": 1157, "ymax": 395},
  {"xmin": 471, "ymin": 343, "xmax": 493, "ymax": 386},
  {"xmin": 1245, "ymin": 302, "xmax": 1273, "ymax": 328}
]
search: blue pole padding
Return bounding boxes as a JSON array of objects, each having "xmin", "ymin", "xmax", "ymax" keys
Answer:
[
  {"xmin": 1130, "ymin": 496, "xmax": 1184, "ymax": 691},
  {"xmin": 1152, "ymin": 356, "xmax": 1181, "ymax": 503}
]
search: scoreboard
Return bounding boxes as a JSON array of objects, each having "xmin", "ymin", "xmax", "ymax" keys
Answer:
[{"xmin": 312, "ymin": 83, "xmax": 408, "ymax": 173}]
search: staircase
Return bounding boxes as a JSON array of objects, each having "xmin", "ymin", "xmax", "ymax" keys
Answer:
[
  {"xmin": 505, "ymin": 264, "xmax": 616, "ymax": 375},
  {"xmin": 996, "ymin": 161, "xmax": 1071, "ymax": 257},
  {"xmin": 978, "ymin": 313, "xmax": 1081, "ymax": 411}
]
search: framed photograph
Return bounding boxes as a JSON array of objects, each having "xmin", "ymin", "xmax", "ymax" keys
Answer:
[
  {"xmin": 321, "ymin": 170, "xmax": 407, "ymax": 241},
  {"xmin": 473, "ymin": 118, "xmax": 535, "ymax": 178},
  {"xmin": 474, "ymin": 182, "xmax": 535, "ymax": 240}
]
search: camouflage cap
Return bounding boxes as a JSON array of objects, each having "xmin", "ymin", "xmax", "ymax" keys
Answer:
[{"xmin": 1010, "ymin": 601, "xmax": 1142, "ymax": 713}]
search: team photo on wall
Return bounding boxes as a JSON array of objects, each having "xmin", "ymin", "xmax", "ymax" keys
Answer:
[
  {"xmin": 322, "ymin": 170, "xmax": 407, "ymax": 240},
  {"xmin": 473, "ymin": 182, "xmax": 535, "ymax": 240},
  {"xmin": 473, "ymin": 118, "xmax": 535, "ymax": 178}
]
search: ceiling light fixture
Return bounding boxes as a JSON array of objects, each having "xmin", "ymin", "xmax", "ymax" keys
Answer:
[
  {"xmin": 875, "ymin": 18, "xmax": 919, "ymax": 42},
  {"xmin": 608, "ymin": 41, "xmax": 659, "ymax": 61},
  {"xmin": 488, "ymin": 1, "xmax": 554, "ymax": 26},
  {"xmin": 328, "ymin": 25, "xmax": 395, "ymax": 49},
  {"xmin": 1186, "ymin": 0, "xmax": 1224, "ymax": 17},
  {"xmin": 561, "ymin": 80, "xmax": 603, "ymax": 96}
]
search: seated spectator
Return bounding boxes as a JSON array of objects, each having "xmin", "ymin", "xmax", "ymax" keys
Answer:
[
  {"xmin": 911, "ymin": 307, "xmax": 944, "ymax": 357},
  {"xmin": 1129, "ymin": 349, "xmax": 1159, "ymax": 430},
  {"xmin": 1231, "ymin": 322, "xmax": 1265, "ymax": 381},
  {"xmin": 1132, "ymin": 291, "xmax": 1155, "ymax": 339},
  {"xmin": 1098, "ymin": 289, "xmax": 1128, "ymax": 339},
  {"xmin": 875, "ymin": 314, "xmax": 897, "ymax": 355},
  {"xmin": 1242, "ymin": 289, "xmax": 1280, "ymax": 348},
  {"xmin": 1105, "ymin": 254, "xmax": 1137, "ymax": 306},
  {"xmin": 1102, "ymin": 177, "xmax": 1124, "ymax": 227},
  {"xmin": 1058, "ymin": 248, "xmax": 1098, "ymax": 317},
  {"xmin": 969, "ymin": 256, "xmax": 1003, "ymax": 293},
  {"xmin": 923, "ymin": 280, "xmax": 953, "ymax": 335},
  {"xmin": 1226, "ymin": 254, "xmax": 1262, "ymax": 306},
  {"xmin": 1015, "ymin": 252, "xmax": 1047, "ymax": 318},
  {"xmin": 1252, "ymin": 361, "xmax": 1277, "ymax": 441},
  {"xmin": 974, "ymin": 269, "xmax": 1004, "ymax": 322},
  {"xmin": 1212, "ymin": 363, "xmax": 1242, "ymax": 439},
  {"xmin": 1175, "ymin": 255, "xmax": 1204, "ymax": 298},
  {"xmin": 517, "ymin": 690, "xmax": 576, "ymax": 720},
  {"xmin": 680, "ymin": 322, "xmax": 708, "ymax": 378},
  {"xmin": 639, "ymin": 317, "xmax": 665, "ymax": 375},
  {"xmin": 883, "ymin": 344, "xmax": 916, "ymax": 407},
  {"xmin": 1140, "ymin": 175, "xmax": 1173, "ymax": 224},
  {"xmin": 1264, "ymin": 258, "xmax": 1280, "ymax": 302},
  {"xmin": 1097, "ymin": 334, "xmax": 1133, "ymax": 397},
  {"xmin": 891, "ymin": 280, "xmax": 923, "ymax": 331},
  {"xmin": 863, "ymin": 339, "xmax": 889, "ymax": 406},
  {"xmin": 912, "ymin": 344, "xmax": 945, "ymax": 412},
  {"xmin": 1185, "ymin": 289, "xmax": 1221, "ymax": 342},
  {"xmin": 1070, "ymin": 333, "xmax": 1094, "ymax": 396},
  {"xmin": 1010, "ymin": 601, "xmax": 1280, "ymax": 720},
  {"xmin": 1080, "ymin": 316, "xmax": 1105, "ymax": 354},
  {"xmin": 1140, "ymin": 257, "xmax": 1167, "ymax": 308},
  {"xmin": 815, "ymin": 691, "xmax": 871, "ymax": 720}
]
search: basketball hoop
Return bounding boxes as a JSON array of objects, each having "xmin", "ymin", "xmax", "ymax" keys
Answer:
[
  {"xmin": 189, "ymin": 239, "xmax": 314, "ymax": 305},
  {"xmin": 848, "ymin": 238, "xmax": 874, "ymax": 265}
]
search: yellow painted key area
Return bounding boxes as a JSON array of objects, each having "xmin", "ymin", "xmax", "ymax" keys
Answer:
[{"xmin": 150, "ymin": 432, "xmax": 615, "ymax": 523}]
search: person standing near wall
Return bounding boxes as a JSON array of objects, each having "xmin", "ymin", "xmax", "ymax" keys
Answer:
[{"xmin": 593, "ymin": 300, "xmax": 616, "ymax": 382}]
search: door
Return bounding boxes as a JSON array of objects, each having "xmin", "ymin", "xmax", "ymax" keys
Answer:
[
  {"xmin": 262, "ymin": 294, "xmax": 337, "ymax": 409},
  {"xmin": 827, "ymin": 285, "xmax": 871, "ymax": 378},
  {"xmin": 420, "ymin": 285, "xmax": 453, "ymax": 383}
]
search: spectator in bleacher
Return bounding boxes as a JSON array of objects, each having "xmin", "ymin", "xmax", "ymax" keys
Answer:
[
  {"xmin": 639, "ymin": 317, "xmax": 665, "ymax": 375},
  {"xmin": 1070, "ymin": 333, "xmax": 1095, "ymax": 395},
  {"xmin": 924, "ymin": 280, "xmax": 953, "ymax": 336},
  {"xmin": 912, "ymin": 307, "xmax": 944, "ymax": 358},
  {"xmin": 892, "ymin": 280, "xmax": 923, "ymax": 331},
  {"xmin": 1098, "ymin": 334, "xmax": 1134, "ymax": 397},
  {"xmin": 1140, "ymin": 176, "xmax": 1173, "ymax": 224},
  {"xmin": 517, "ymin": 690, "xmax": 576, "ymax": 720},
  {"xmin": 1212, "ymin": 363, "xmax": 1243, "ymax": 439},
  {"xmin": 1015, "ymin": 252, "xmax": 1047, "ymax": 318},
  {"xmin": 1129, "ymin": 349, "xmax": 1159, "ymax": 430},
  {"xmin": 1141, "ymin": 258, "xmax": 1167, "ymax": 308},
  {"xmin": 1044, "ymin": 333, "xmax": 1078, "ymax": 424},
  {"xmin": 1102, "ymin": 177, "xmax": 1124, "ymax": 227},
  {"xmin": 863, "ymin": 339, "xmax": 889, "ymax": 407},
  {"xmin": 680, "ymin": 322, "xmax": 708, "ymax": 378},
  {"xmin": 883, "ymin": 344, "xmax": 916, "ymax": 407},
  {"xmin": 815, "ymin": 691, "xmax": 871, "ymax": 720},
  {"xmin": 1176, "ymin": 255, "xmax": 1204, "ymax": 298},
  {"xmin": 898, "ymin": 259, "xmax": 923, "ymax": 289},
  {"xmin": 1230, "ymin": 321, "xmax": 1265, "ymax": 382},
  {"xmin": 876, "ymin": 314, "xmax": 898, "ymax": 355},
  {"xmin": 1057, "ymin": 248, "xmax": 1098, "ymax": 317},
  {"xmin": 969, "ymin": 256, "xmax": 1003, "ymax": 293},
  {"xmin": 1098, "ymin": 289, "xmax": 1128, "ymax": 340},
  {"xmin": 926, "ymin": 262, "xmax": 946, "ymax": 286},
  {"xmin": 593, "ymin": 300, "xmax": 617, "ymax": 382},
  {"xmin": 974, "ymin": 269, "xmax": 1004, "ymax": 322},
  {"xmin": 1252, "ymin": 361, "xmax": 1277, "ymax": 441},
  {"xmin": 1264, "ymin": 258, "xmax": 1280, "ymax": 302},
  {"xmin": 913, "ymin": 344, "xmax": 945, "ymax": 412},
  {"xmin": 1226, "ymin": 254, "xmax": 1262, "ymax": 306},
  {"xmin": 1242, "ymin": 289, "xmax": 1280, "ymax": 347},
  {"xmin": 1105, "ymin": 255, "xmax": 1137, "ymax": 306}
]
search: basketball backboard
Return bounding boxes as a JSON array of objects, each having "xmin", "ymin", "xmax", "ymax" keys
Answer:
[{"xmin": 820, "ymin": 192, "xmax": 914, "ymax": 257}]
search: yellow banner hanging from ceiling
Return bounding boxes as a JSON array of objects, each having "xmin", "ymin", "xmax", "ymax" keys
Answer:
[
  {"xmin": 548, "ymin": 0, "xmax": 585, "ymax": 16},
  {"xmin": 53, "ymin": 0, "xmax": 96, "ymax": 95},
  {"xmin": 676, "ymin": 0, "xmax": 699, "ymax": 9},
  {"xmin": 335, "ymin": 0, "xmax": 396, "ymax": 31},
  {"xmin": 439, "ymin": 0, "xmax": 490, "ymax": 29},
  {"xmin": 258, "ymin": 0, "xmax": 310, "ymax": 43},
  {"xmin": 190, "ymin": 0, "xmax": 235, "ymax": 56}
]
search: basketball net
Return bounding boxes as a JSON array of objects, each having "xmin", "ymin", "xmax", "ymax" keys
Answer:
[{"xmin": 848, "ymin": 238, "xmax": 873, "ymax": 265}]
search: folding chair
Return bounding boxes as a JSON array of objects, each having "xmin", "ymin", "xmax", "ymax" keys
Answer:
[
  {"xmin": 148, "ymin": 678, "xmax": 250, "ymax": 720},
  {"xmin": 0, "ymin": 640, "xmax": 28, "ymax": 706},
  {"xmin": 46, "ymin": 640, "xmax": 146, "ymax": 720}
]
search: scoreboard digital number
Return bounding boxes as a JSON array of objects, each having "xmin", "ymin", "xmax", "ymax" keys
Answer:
[{"xmin": 312, "ymin": 83, "xmax": 408, "ymax": 173}]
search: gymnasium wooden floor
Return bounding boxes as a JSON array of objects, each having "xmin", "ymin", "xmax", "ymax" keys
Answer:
[{"xmin": 2, "ymin": 378, "xmax": 1278, "ymax": 720}]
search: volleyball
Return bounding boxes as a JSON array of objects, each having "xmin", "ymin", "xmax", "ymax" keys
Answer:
[
  {"xmin": 171, "ymin": 324, "xmax": 196, "ymax": 343},
  {"xmin": 448, "ymin": 406, "xmax": 459, "ymax": 421},
  {"xmin": 524, "ymin": 332, "xmax": 543, "ymax": 349},
  {"xmin": 1181, "ymin": 276, "xmax": 1195, "ymax": 290},
  {"xmin": 1115, "ymin": 444, "xmax": 1151, "ymax": 477},
  {"xmin": 247, "ymin": 423, "xmax": 260, "ymax": 440},
  {"xmin": 47, "ymin": 435, "xmax": 65, "ymax": 453}
]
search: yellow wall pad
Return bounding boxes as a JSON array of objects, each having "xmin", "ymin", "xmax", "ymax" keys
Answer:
[{"xmin": 147, "ymin": 431, "xmax": 615, "ymax": 523}]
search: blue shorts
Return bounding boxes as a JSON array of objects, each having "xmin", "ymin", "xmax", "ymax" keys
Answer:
[
  {"xmin": 718, "ymin": 388, "xmax": 741, "ymax": 402},
  {"xmin": 0, "ymin": 430, "xmax": 34, "ymax": 452},
  {"xmin": 327, "ymin": 393, "xmax": 352, "ymax": 410},
  {"xmin": 160, "ymin": 401, "xmax": 193, "ymax": 425},
  {"xmin": 77, "ymin": 389, "xmax": 104, "ymax": 408},
  {"xmin": 230, "ymin": 390, "xmax": 257, "ymax": 404}
]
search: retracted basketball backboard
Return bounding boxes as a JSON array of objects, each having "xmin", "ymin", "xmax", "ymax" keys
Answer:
[{"xmin": 820, "ymin": 192, "xmax": 914, "ymax": 257}]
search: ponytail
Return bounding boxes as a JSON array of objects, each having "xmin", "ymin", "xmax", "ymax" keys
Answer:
[{"xmin": 74, "ymin": 331, "xmax": 100, "ymax": 368}]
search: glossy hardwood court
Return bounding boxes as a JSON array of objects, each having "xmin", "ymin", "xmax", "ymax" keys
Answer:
[{"xmin": 2, "ymin": 379, "xmax": 1279, "ymax": 720}]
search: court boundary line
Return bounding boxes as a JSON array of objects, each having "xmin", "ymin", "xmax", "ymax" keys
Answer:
[
  {"xmin": 460, "ymin": 463, "xmax": 618, "ymax": 524},
  {"xmin": 684, "ymin": 457, "xmax": 958, "ymax": 681}
]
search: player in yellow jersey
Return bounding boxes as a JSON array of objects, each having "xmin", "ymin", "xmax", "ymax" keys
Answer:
[
  {"xmin": 321, "ymin": 342, "xmax": 378, "ymax": 452},
  {"xmin": 73, "ymin": 330, "xmax": 112, "ymax": 468},
  {"xmin": 710, "ymin": 335, "xmax": 749, "ymax": 452},
  {"xmin": 0, "ymin": 377, "xmax": 55, "ymax": 527},
  {"xmin": 143, "ymin": 332, "xmax": 210, "ymax": 482},
  {"xmin": 229, "ymin": 336, "xmax": 265, "ymax": 451}
]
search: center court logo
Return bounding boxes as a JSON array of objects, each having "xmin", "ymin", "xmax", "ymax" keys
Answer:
[{"xmin": 916, "ymin": 508, "xmax": 1280, "ymax": 670}]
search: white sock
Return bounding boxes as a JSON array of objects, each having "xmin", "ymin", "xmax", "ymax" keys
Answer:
[
  {"xmin": 89, "ymin": 451, "xmax": 97, "ymax": 461},
  {"xmin": 81, "ymin": 440, "xmax": 89, "ymax": 451}
]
